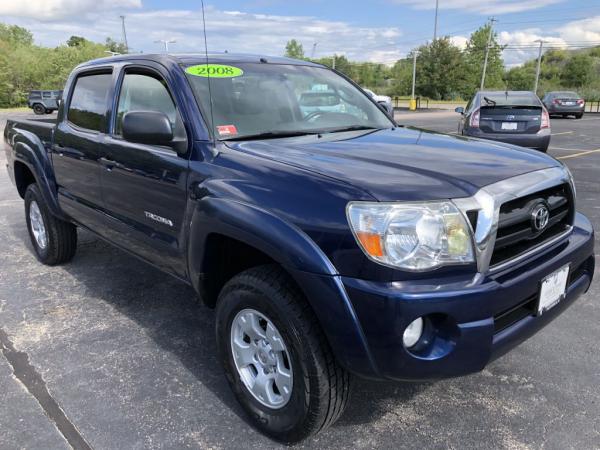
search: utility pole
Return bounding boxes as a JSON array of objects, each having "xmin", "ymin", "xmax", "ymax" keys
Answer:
[
  {"xmin": 534, "ymin": 39, "xmax": 545, "ymax": 94},
  {"xmin": 410, "ymin": 51, "xmax": 418, "ymax": 111},
  {"xmin": 332, "ymin": 54, "xmax": 336, "ymax": 70},
  {"xmin": 480, "ymin": 17, "xmax": 496, "ymax": 91},
  {"xmin": 433, "ymin": 0, "xmax": 439, "ymax": 42},
  {"xmin": 120, "ymin": 15, "xmax": 129, "ymax": 53},
  {"xmin": 155, "ymin": 39, "xmax": 176, "ymax": 52}
]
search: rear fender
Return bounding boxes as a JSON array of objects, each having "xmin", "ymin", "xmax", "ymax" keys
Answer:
[{"xmin": 11, "ymin": 128, "xmax": 64, "ymax": 219}]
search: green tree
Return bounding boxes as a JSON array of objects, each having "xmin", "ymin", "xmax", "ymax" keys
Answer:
[
  {"xmin": 284, "ymin": 39, "xmax": 304, "ymax": 59},
  {"xmin": 105, "ymin": 37, "xmax": 127, "ymax": 54},
  {"xmin": 0, "ymin": 24, "xmax": 33, "ymax": 46},
  {"xmin": 66, "ymin": 35, "xmax": 87, "ymax": 47},
  {"xmin": 463, "ymin": 24, "xmax": 505, "ymax": 97},
  {"xmin": 504, "ymin": 64, "xmax": 536, "ymax": 90},
  {"xmin": 561, "ymin": 54, "xmax": 593, "ymax": 87},
  {"xmin": 415, "ymin": 38, "xmax": 466, "ymax": 100}
]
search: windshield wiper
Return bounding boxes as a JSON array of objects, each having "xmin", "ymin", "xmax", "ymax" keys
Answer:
[
  {"xmin": 320, "ymin": 125, "xmax": 383, "ymax": 134},
  {"xmin": 221, "ymin": 130, "xmax": 320, "ymax": 141},
  {"xmin": 483, "ymin": 96, "xmax": 497, "ymax": 106}
]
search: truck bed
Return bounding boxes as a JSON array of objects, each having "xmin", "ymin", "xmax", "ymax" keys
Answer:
[{"xmin": 4, "ymin": 116, "xmax": 56, "ymax": 148}]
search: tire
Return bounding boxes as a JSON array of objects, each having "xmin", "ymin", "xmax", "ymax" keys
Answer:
[
  {"xmin": 24, "ymin": 184, "xmax": 77, "ymax": 265},
  {"xmin": 215, "ymin": 265, "xmax": 351, "ymax": 443},
  {"xmin": 576, "ymin": 113, "xmax": 583, "ymax": 119},
  {"xmin": 32, "ymin": 104, "xmax": 45, "ymax": 115}
]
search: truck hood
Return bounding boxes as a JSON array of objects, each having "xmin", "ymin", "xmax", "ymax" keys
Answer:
[{"xmin": 224, "ymin": 127, "xmax": 559, "ymax": 201}]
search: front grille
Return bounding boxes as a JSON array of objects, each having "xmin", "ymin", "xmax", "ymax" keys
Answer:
[{"xmin": 490, "ymin": 183, "xmax": 574, "ymax": 267}]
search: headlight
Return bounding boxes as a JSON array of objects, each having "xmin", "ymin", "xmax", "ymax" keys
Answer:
[{"xmin": 347, "ymin": 201, "xmax": 475, "ymax": 271}]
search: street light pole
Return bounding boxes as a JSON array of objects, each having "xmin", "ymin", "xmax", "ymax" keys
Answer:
[
  {"xmin": 480, "ymin": 17, "xmax": 496, "ymax": 91},
  {"xmin": 155, "ymin": 39, "xmax": 176, "ymax": 52},
  {"xmin": 120, "ymin": 15, "xmax": 129, "ymax": 53},
  {"xmin": 534, "ymin": 39, "xmax": 545, "ymax": 94},
  {"xmin": 433, "ymin": 0, "xmax": 439, "ymax": 42}
]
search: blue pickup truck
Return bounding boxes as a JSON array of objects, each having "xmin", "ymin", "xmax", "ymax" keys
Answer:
[{"xmin": 3, "ymin": 53, "xmax": 595, "ymax": 442}]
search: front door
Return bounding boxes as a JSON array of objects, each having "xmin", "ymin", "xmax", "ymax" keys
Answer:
[{"xmin": 99, "ymin": 66, "xmax": 190, "ymax": 277}]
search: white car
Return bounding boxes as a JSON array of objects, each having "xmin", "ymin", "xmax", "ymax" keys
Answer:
[{"xmin": 363, "ymin": 88, "xmax": 393, "ymax": 115}]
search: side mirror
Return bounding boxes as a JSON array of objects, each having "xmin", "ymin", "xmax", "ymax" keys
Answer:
[
  {"xmin": 122, "ymin": 111, "xmax": 173, "ymax": 146},
  {"xmin": 455, "ymin": 106, "xmax": 465, "ymax": 114}
]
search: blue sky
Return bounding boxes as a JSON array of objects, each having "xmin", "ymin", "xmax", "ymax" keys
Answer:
[{"xmin": 1, "ymin": 0, "xmax": 599, "ymax": 66}]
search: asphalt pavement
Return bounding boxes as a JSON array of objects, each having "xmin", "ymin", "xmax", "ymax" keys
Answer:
[{"xmin": 1, "ymin": 110, "xmax": 599, "ymax": 449}]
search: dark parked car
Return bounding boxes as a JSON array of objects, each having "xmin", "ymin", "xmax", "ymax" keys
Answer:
[
  {"xmin": 542, "ymin": 91, "xmax": 585, "ymax": 119},
  {"xmin": 456, "ymin": 90, "xmax": 551, "ymax": 152},
  {"xmin": 4, "ymin": 54, "xmax": 594, "ymax": 442},
  {"xmin": 27, "ymin": 90, "xmax": 63, "ymax": 115}
]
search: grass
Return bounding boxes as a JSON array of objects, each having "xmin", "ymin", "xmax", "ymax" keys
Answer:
[{"xmin": 0, "ymin": 107, "xmax": 30, "ymax": 113}]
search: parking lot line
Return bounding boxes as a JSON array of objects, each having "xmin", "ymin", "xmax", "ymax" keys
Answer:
[
  {"xmin": 550, "ymin": 147, "xmax": 595, "ymax": 152},
  {"xmin": 557, "ymin": 148, "xmax": 600, "ymax": 160},
  {"xmin": 551, "ymin": 131, "xmax": 573, "ymax": 136}
]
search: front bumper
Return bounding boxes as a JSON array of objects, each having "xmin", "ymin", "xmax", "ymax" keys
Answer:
[
  {"xmin": 295, "ymin": 212, "xmax": 594, "ymax": 381},
  {"xmin": 465, "ymin": 128, "xmax": 550, "ymax": 150}
]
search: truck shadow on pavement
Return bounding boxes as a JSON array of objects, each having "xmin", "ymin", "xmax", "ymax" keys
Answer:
[{"xmin": 10, "ymin": 224, "xmax": 429, "ymax": 434}]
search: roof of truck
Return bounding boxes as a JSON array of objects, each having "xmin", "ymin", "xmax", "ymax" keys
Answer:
[{"xmin": 79, "ymin": 52, "xmax": 324, "ymax": 69}]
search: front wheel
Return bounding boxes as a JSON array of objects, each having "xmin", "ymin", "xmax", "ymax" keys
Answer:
[
  {"xmin": 24, "ymin": 184, "xmax": 77, "ymax": 265},
  {"xmin": 216, "ymin": 265, "xmax": 351, "ymax": 443},
  {"xmin": 32, "ymin": 103, "xmax": 45, "ymax": 115}
]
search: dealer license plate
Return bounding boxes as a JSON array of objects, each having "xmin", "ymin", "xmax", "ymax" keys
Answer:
[
  {"xmin": 501, "ymin": 122, "xmax": 518, "ymax": 130},
  {"xmin": 538, "ymin": 265, "xmax": 570, "ymax": 315}
]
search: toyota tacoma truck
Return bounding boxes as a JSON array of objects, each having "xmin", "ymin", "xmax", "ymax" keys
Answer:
[{"xmin": 3, "ymin": 53, "xmax": 595, "ymax": 443}]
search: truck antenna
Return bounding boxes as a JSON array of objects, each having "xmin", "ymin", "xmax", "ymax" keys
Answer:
[{"xmin": 201, "ymin": 0, "xmax": 215, "ymax": 144}]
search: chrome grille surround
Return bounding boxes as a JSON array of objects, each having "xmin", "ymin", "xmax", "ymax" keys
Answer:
[{"xmin": 453, "ymin": 166, "xmax": 575, "ymax": 274}]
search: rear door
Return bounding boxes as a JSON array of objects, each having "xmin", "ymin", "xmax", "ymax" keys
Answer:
[
  {"xmin": 98, "ymin": 64, "xmax": 190, "ymax": 276},
  {"xmin": 52, "ymin": 69, "xmax": 113, "ymax": 228}
]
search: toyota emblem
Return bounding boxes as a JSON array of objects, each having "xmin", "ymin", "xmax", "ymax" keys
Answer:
[{"xmin": 531, "ymin": 203, "xmax": 550, "ymax": 232}]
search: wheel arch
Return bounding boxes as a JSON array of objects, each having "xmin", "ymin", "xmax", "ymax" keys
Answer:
[{"xmin": 11, "ymin": 130, "xmax": 65, "ymax": 219}]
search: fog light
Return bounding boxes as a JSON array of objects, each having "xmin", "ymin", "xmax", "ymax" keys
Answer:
[{"xmin": 403, "ymin": 317, "xmax": 424, "ymax": 348}]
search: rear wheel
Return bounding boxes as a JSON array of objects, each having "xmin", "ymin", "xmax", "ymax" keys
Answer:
[
  {"xmin": 24, "ymin": 184, "xmax": 77, "ymax": 265},
  {"xmin": 576, "ymin": 113, "xmax": 583, "ymax": 119},
  {"xmin": 216, "ymin": 265, "xmax": 351, "ymax": 443},
  {"xmin": 32, "ymin": 103, "xmax": 45, "ymax": 115}
]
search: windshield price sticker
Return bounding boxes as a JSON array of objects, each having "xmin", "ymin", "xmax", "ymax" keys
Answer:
[
  {"xmin": 217, "ymin": 125, "xmax": 238, "ymax": 136},
  {"xmin": 185, "ymin": 64, "xmax": 244, "ymax": 78}
]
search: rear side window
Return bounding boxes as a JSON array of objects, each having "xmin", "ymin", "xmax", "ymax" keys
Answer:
[
  {"xmin": 42, "ymin": 92, "xmax": 52, "ymax": 98},
  {"xmin": 68, "ymin": 73, "xmax": 112, "ymax": 132}
]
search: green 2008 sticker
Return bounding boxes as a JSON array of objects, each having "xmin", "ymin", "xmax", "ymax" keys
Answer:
[{"xmin": 185, "ymin": 64, "xmax": 244, "ymax": 78}]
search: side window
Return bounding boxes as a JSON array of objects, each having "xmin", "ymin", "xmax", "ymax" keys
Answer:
[
  {"xmin": 68, "ymin": 73, "xmax": 112, "ymax": 132},
  {"xmin": 42, "ymin": 92, "xmax": 52, "ymax": 98},
  {"xmin": 115, "ymin": 72, "xmax": 183, "ymax": 137}
]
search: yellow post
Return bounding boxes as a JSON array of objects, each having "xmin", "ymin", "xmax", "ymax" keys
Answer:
[{"xmin": 409, "ymin": 98, "xmax": 417, "ymax": 111}]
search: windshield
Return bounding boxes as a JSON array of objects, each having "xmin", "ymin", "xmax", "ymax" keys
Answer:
[
  {"xmin": 184, "ymin": 62, "xmax": 393, "ymax": 140},
  {"xmin": 480, "ymin": 92, "xmax": 541, "ymax": 108}
]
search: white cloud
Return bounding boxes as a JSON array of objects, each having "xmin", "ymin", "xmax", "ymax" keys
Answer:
[
  {"xmin": 2, "ymin": 6, "xmax": 407, "ymax": 64},
  {"xmin": 449, "ymin": 35, "xmax": 468, "ymax": 50},
  {"xmin": 498, "ymin": 16, "xmax": 600, "ymax": 67},
  {"xmin": 390, "ymin": 0, "xmax": 564, "ymax": 15},
  {"xmin": 0, "ymin": 0, "xmax": 141, "ymax": 20}
]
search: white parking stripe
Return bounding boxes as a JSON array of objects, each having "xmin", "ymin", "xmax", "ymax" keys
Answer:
[{"xmin": 551, "ymin": 131, "xmax": 573, "ymax": 136}]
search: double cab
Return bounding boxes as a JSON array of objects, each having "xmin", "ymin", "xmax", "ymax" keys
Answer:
[{"xmin": 3, "ymin": 53, "xmax": 594, "ymax": 443}]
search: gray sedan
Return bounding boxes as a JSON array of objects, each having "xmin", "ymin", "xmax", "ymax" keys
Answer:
[{"xmin": 542, "ymin": 91, "xmax": 584, "ymax": 119}]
